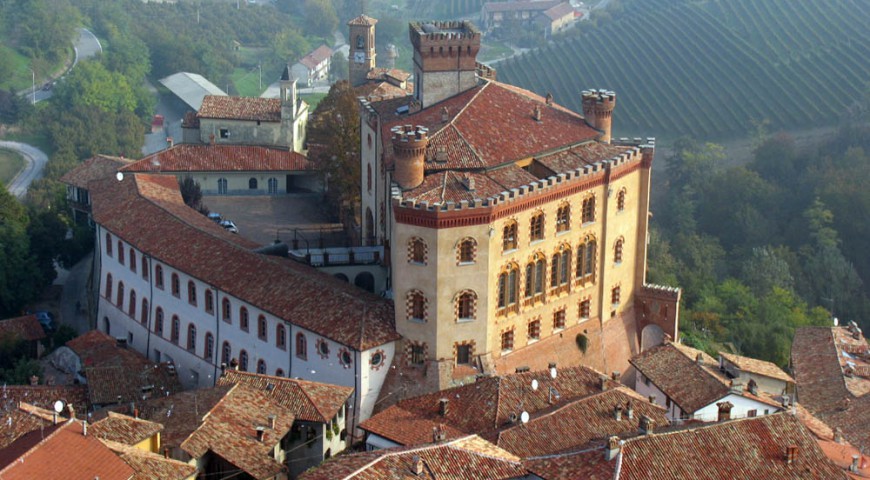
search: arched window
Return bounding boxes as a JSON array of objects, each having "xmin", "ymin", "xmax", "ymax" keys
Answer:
[
  {"xmin": 503, "ymin": 222, "xmax": 518, "ymax": 251},
  {"xmin": 128, "ymin": 290, "xmax": 136, "ymax": 317},
  {"xmin": 240, "ymin": 307, "xmax": 249, "ymax": 331},
  {"xmin": 576, "ymin": 238, "xmax": 596, "ymax": 281},
  {"xmin": 456, "ymin": 291, "xmax": 477, "ymax": 321},
  {"xmin": 556, "ymin": 203, "xmax": 571, "ymax": 232},
  {"xmin": 141, "ymin": 256, "xmax": 148, "ymax": 280},
  {"xmin": 367, "ymin": 164, "xmax": 372, "ymax": 192},
  {"xmin": 617, "ymin": 188, "xmax": 627, "ymax": 211},
  {"xmin": 248, "ymin": 178, "xmax": 258, "ymax": 189},
  {"xmin": 187, "ymin": 324, "xmax": 196, "ymax": 351},
  {"xmin": 275, "ymin": 368, "xmax": 284, "ymax": 377},
  {"xmin": 365, "ymin": 207, "xmax": 374, "ymax": 244},
  {"xmin": 106, "ymin": 233, "xmax": 113, "ymax": 256},
  {"xmin": 188, "ymin": 281, "xmax": 197, "ymax": 306},
  {"xmin": 408, "ymin": 237, "xmax": 427, "ymax": 264},
  {"xmin": 458, "ymin": 238, "xmax": 476, "ymax": 264},
  {"xmin": 582, "ymin": 195, "xmax": 596, "ymax": 223},
  {"xmin": 171, "ymin": 273, "xmax": 180, "ymax": 297},
  {"xmin": 497, "ymin": 263, "xmax": 519, "ymax": 309},
  {"xmin": 551, "ymin": 246, "xmax": 571, "ymax": 289},
  {"xmin": 614, "ymin": 238, "xmax": 624, "ymax": 264},
  {"xmin": 222, "ymin": 298, "xmax": 232, "ymax": 323},
  {"xmin": 204, "ymin": 333, "xmax": 214, "ymax": 360},
  {"xmin": 155, "ymin": 265, "xmax": 164, "ymax": 289},
  {"xmin": 129, "ymin": 249, "xmax": 136, "ymax": 272},
  {"xmin": 296, "ymin": 333, "xmax": 307, "ymax": 359},
  {"xmin": 141, "ymin": 298, "xmax": 149, "ymax": 325},
  {"xmin": 117, "ymin": 281, "xmax": 125, "ymax": 307},
  {"xmin": 276, "ymin": 324, "xmax": 286, "ymax": 350},
  {"xmin": 356, "ymin": 34, "xmax": 364, "ymax": 49},
  {"xmin": 205, "ymin": 290, "xmax": 214, "ymax": 314},
  {"xmin": 239, "ymin": 350, "xmax": 249, "ymax": 371},
  {"xmin": 118, "ymin": 241, "xmax": 124, "ymax": 264},
  {"xmin": 257, "ymin": 315, "xmax": 267, "ymax": 341},
  {"xmin": 221, "ymin": 341, "xmax": 231, "ymax": 365},
  {"xmin": 171, "ymin": 316, "xmax": 180, "ymax": 344},
  {"xmin": 105, "ymin": 273, "xmax": 113, "ymax": 299},
  {"xmin": 524, "ymin": 255, "xmax": 546, "ymax": 299},
  {"xmin": 155, "ymin": 308, "xmax": 164, "ymax": 336},
  {"xmin": 217, "ymin": 178, "xmax": 228, "ymax": 195},
  {"xmin": 408, "ymin": 290, "xmax": 427, "ymax": 322},
  {"xmin": 530, "ymin": 212, "xmax": 545, "ymax": 241},
  {"xmin": 257, "ymin": 359, "xmax": 267, "ymax": 374}
]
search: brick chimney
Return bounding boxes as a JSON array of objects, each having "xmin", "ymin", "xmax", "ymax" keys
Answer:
[
  {"xmin": 392, "ymin": 125, "xmax": 428, "ymax": 190},
  {"xmin": 581, "ymin": 89, "xmax": 616, "ymax": 144},
  {"xmin": 411, "ymin": 455, "xmax": 424, "ymax": 475},
  {"xmin": 604, "ymin": 436, "xmax": 621, "ymax": 461},
  {"xmin": 613, "ymin": 405, "xmax": 623, "ymax": 421},
  {"xmin": 639, "ymin": 415, "xmax": 655, "ymax": 435},
  {"xmin": 438, "ymin": 398, "xmax": 449, "ymax": 417},
  {"xmin": 785, "ymin": 445, "xmax": 799, "ymax": 464}
]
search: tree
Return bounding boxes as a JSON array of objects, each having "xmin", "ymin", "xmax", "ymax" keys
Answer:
[
  {"xmin": 304, "ymin": 0, "xmax": 339, "ymax": 38},
  {"xmin": 331, "ymin": 51, "xmax": 348, "ymax": 81},
  {"xmin": 179, "ymin": 176, "xmax": 206, "ymax": 213},
  {"xmin": 739, "ymin": 246, "xmax": 794, "ymax": 295},
  {"xmin": 52, "ymin": 60, "xmax": 138, "ymax": 114},
  {"xmin": 0, "ymin": 186, "xmax": 42, "ymax": 317}
]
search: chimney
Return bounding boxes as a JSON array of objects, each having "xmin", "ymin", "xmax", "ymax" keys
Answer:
[
  {"xmin": 164, "ymin": 447, "xmax": 169, "ymax": 459},
  {"xmin": 411, "ymin": 455, "xmax": 423, "ymax": 475},
  {"xmin": 850, "ymin": 455, "xmax": 860, "ymax": 473},
  {"xmin": 220, "ymin": 363, "xmax": 227, "ymax": 376},
  {"xmin": 255, "ymin": 426, "xmax": 266, "ymax": 442},
  {"xmin": 441, "ymin": 107, "xmax": 449, "ymax": 123},
  {"xmin": 785, "ymin": 445, "xmax": 799, "ymax": 464},
  {"xmin": 52, "ymin": 413, "xmax": 58, "ymax": 425},
  {"xmin": 625, "ymin": 401, "xmax": 634, "ymax": 420},
  {"xmin": 438, "ymin": 398, "xmax": 449, "ymax": 417},
  {"xmin": 747, "ymin": 379, "xmax": 758, "ymax": 396},
  {"xmin": 166, "ymin": 136, "xmax": 174, "ymax": 148},
  {"xmin": 600, "ymin": 375, "xmax": 609, "ymax": 391},
  {"xmin": 833, "ymin": 427, "xmax": 844, "ymax": 444},
  {"xmin": 465, "ymin": 175, "xmax": 475, "ymax": 192},
  {"xmin": 604, "ymin": 436, "xmax": 621, "ymax": 461},
  {"xmin": 133, "ymin": 408, "xmax": 139, "ymax": 419},
  {"xmin": 533, "ymin": 105, "xmax": 542, "ymax": 122},
  {"xmin": 82, "ymin": 420, "xmax": 88, "ymax": 437},
  {"xmin": 695, "ymin": 353, "xmax": 703, "ymax": 365},
  {"xmin": 581, "ymin": 89, "xmax": 616, "ymax": 144},
  {"xmin": 545, "ymin": 92, "xmax": 553, "ymax": 105},
  {"xmin": 613, "ymin": 405, "xmax": 623, "ymax": 421},
  {"xmin": 611, "ymin": 371, "xmax": 620, "ymax": 381},
  {"xmin": 639, "ymin": 415, "xmax": 655, "ymax": 435},
  {"xmin": 648, "ymin": 395, "xmax": 656, "ymax": 405},
  {"xmin": 29, "ymin": 375, "xmax": 38, "ymax": 386},
  {"xmin": 268, "ymin": 414, "xmax": 276, "ymax": 429},
  {"xmin": 433, "ymin": 424, "xmax": 446, "ymax": 443},
  {"xmin": 67, "ymin": 404, "xmax": 76, "ymax": 420}
]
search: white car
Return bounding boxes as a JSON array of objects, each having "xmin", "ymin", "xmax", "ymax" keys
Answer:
[{"xmin": 220, "ymin": 220, "xmax": 239, "ymax": 234}]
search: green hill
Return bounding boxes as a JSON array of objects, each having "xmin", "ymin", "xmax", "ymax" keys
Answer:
[{"xmin": 497, "ymin": 0, "xmax": 870, "ymax": 139}]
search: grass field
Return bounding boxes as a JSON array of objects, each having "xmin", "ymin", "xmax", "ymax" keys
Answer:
[
  {"xmin": 230, "ymin": 67, "xmax": 266, "ymax": 97},
  {"xmin": 0, "ymin": 149, "xmax": 25, "ymax": 186},
  {"xmin": 0, "ymin": 45, "xmax": 33, "ymax": 92},
  {"xmin": 301, "ymin": 92, "xmax": 327, "ymax": 111}
]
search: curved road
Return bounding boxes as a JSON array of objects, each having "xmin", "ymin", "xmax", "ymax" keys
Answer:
[
  {"xmin": 0, "ymin": 141, "xmax": 48, "ymax": 198},
  {"xmin": 31, "ymin": 27, "xmax": 102, "ymax": 103}
]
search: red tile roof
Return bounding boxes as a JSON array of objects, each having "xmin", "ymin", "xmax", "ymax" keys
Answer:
[
  {"xmin": 719, "ymin": 352, "xmax": 794, "ymax": 383},
  {"xmin": 0, "ymin": 420, "xmax": 135, "ymax": 480},
  {"xmin": 347, "ymin": 14, "xmax": 377, "ymax": 26},
  {"xmin": 180, "ymin": 383, "xmax": 294, "ymax": 479},
  {"xmin": 100, "ymin": 438, "xmax": 198, "ymax": 480},
  {"xmin": 0, "ymin": 315, "xmax": 46, "ymax": 342},
  {"xmin": 299, "ymin": 45, "xmax": 333, "ymax": 70},
  {"xmin": 630, "ymin": 342, "xmax": 730, "ymax": 413},
  {"xmin": 524, "ymin": 447, "xmax": 613, "ymax": 480},
  {"xmin": 89, "ymin": 173, "xmax": 399, "ymax": 350},
  {"xmin": 543, "ymin": 2, "xmax": 575, "ymax": 21},
  {"xmin": 217, "ymin": 370, "xmax": 352, "ymax": 423},
  {"xmin": 299, "ymin": 435, "xmax": 526, "ymax": 480},
  {"xmin": 59, "ymin": 155, "xmax": 132, "ymax": 190},
  {"xmin": 0, "ymin": 403, "xmax": 65, "ymax": 450},
  {"xmin": 0, "ymin": 385, "xmax": 89, "ymax": 418},
  {"xmin": 483, "ymin": 1, "xmax": 562, "ymax": 13},
  {"xmin": 122, "ymin": 144, "xmax": 311, "ymax": 173},
  {"xmin": 90, "ymin": 412, "xmax": 163, "ymax": 446},
  {"xmin": 137, "ymin": 386, "xmax": 231, "ymax": 449},
  {"xmin": 198, "ymin": 95, "xmax": 282, "ymax": 122}
]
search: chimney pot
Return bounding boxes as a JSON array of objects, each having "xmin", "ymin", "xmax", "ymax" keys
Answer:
[
  {"xmin": 439, "ymin": 398, "xmax": 449, "ymax": 417},
  {"xmin": 29, "ymin": 375, "xmax": 38, "ymax": 386},
  {"xmin": 626, "ymin": 401, "xmax": 634, "ymax": 420},
  {"xmin": 850, "ymin": 455, "xmax": 860, "ymax": 473},
  {"xmin": 82, "ymin": 420, "xmax": 88, "ymax": 436},
  {"xmin": 611, "ymin": 371, "xmax": 620, "ymax": 381},
  {"xmin": 412, "ymin": 455, "xmax": 423, "ymax": 475},
  {"xmin": 785, "ymin": 445, "xmax": 799, "ymax": 464},
  {"xmin": 52, "ymin": 413, "xmax": 58, "ymax": 425},
  {"xmin": 164, "ymin": 447, "xmax": 169, "ymax": 459},
  {"xmin": 613, "ymin": 405, "xmax": 623, "ymax": 421}
]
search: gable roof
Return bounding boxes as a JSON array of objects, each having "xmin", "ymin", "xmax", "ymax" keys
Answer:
[
  {"xmin": 299, "ymin": 435, "xmax": 526, "ymax": 480},
  {"xmin": 0, "ymin": 403, "xmax": 65, "ymax": 450},
  {"xmin": 217, "ymin": 370, "xmax": 352, "ymax": 423},
  {"xmin": 483, "ymin": 1, "xmax": 561, "ymax": 14},
  {"xmin": 159, "ymin": 72, "xmax": 227, "ymax": 111},
  {"xmin": 347, "ymin": 14, "xmax": 377, "ymax": 26},
  {"xmin": 99, "ymin": 438, "xmax": 197, "ymax": 480},
  {"xmin": 0, "ymin": 315, "xmax": 46, "ymax": 342},
  {"xmin": 630, "ymin": 342, "xmax": 730, "ymax": 413},
  {"xmin": 719, "ymin": 351, "xmax": 794, "ymax": 383},
  {"xmin": 123, "ymin": 144, "xmax": 311, "ymax": 174},
  {"xmin": 0, "ymin": 385, "xmax": 89, "ymax": 419},
  {"xmin": 136, "ymin": 386, "xmax": 231, "ymax": 449},
  {"xmin": 198, "ymin": 95, "xmax": 282, "ymax": 122},
  {"xmin": 59, "ymin": 155, "xmax": 133, "ymax": 190},
  {"xmin": 543, "ymin": 2, "xmax": 575, "ymax": 21},
  {"xmin": 180, "ymin": 383, "xmax": 294, "ymax": 479},
  {"xmin": 89, "ymin": 173, "xmax": 399, "ymax": 350},
  {"xmin": 90, "ymin": 412, "xmax": 163, "ymax": 446},
  {"xmin": 299, "ymin": 45, "xmax": 333, "ymax": 70}
]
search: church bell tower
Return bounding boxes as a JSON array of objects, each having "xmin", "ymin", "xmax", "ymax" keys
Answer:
[{"xmin": 348, "ymin": 15, "xmax": 377, "ymax": 87}]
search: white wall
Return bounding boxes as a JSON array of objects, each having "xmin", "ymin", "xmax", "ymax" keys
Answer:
[{"xmin": 693, "ymin": 393, "xmax": 781, "ymax": 422}]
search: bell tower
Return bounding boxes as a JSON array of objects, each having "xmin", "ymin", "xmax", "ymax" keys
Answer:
[{"xmin": 348, "ymin": 15, "xmax": 377, "ymax": 87}]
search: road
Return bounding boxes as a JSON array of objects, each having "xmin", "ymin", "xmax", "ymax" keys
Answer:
[
  {"xmin": 27, "ymin": 27, "xmax": 102, "ymax": 103},
  {"xmin": 0, "ymin": 141, "xmax": 48, "ymax": 198}
]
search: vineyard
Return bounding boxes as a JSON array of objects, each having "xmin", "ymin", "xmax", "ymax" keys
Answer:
[{"xmin": 497, "ymin": 0, "xmax": 870, "ymax": 139}]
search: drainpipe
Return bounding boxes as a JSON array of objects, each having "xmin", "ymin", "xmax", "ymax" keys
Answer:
[{"xmin": 145, "ymin": 254, "xmax": 154, "ymax": 361}]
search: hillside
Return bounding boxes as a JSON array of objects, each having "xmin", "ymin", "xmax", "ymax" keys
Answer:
[{"xmin": 497, "ymin": 0, "xmax": 870, "ymax": 139}]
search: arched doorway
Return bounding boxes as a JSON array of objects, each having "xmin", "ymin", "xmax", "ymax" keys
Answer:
[
  {"xmin": 641, "ymin": 324, "xmax": 665, "ymax": 351},
  {"xmin": 365, "ymin": 207, "xmax": 374, "ymax": 245},
  {"xmin": 354, "ymin": 272, "xmax": 375, "ymax": 293}
]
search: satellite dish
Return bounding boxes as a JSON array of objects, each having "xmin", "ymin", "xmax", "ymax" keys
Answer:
[
  {"xmin": 520, "ymin": 411, "xmax": 530, "ymax": 424},
  {"xmin": 53, "ymin": 400, "xmax": 64, "ymax": 414},
  {"xmin": 550, "ymin": 367, "xmax": 557, "ymax": 379},
  {"xmin": 531, "ymin": 379, "xmax": 539, "ymax": 391},
  {"xmin": 115, "ymin": 172, "xmax": 124, "ymax": 182}
]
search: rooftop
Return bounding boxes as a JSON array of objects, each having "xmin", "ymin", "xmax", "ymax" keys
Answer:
[
  {"xmin": 159, "ymin": 72, "xmax": 227, "ymax": 111},
  {"xmin": 483, "ymin": 1, "xmax": 562, "ymax": 14},
  {"xmin": 100, "ymin": 438, "xmax": 198, "ymax": 480},
  {"xmin": 719, "ymin": 351, "xmax": 794, "ymax": 383},
  {"xmin": 0, "ymin": 403, "xmax": 65, "ymax": 450},
  {"xmin": 122, "ymin": 144, "xmax": 311, "ymax": 174},
  {"xmin": 58, "ymin": 154, "xmax": 132, "ymax": 190},
  {"xmin": 198, "ymin": 95, "xmax": 282, "ymax": 122},
  {"xmin": 0, "ymin": 385, "xmax": 89, "ymax": 419},
  {"xmin": 136, "ymin": 386, "xmax": 230, "ymax": 449},
  {"xmin": 0, "ymin": 315, "xmax": 46, "ymax": 342},
  {"xmin": 90, "ymin": 411, "xmax": 163, "ymax": 446},
  {"xmin": 298, "ymin": 45, "xmax": 333, "ymax": 70}
]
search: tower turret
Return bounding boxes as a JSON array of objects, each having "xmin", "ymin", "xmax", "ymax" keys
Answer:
[
  {"xmin": 279, "ymin": 65, "xmax": 298, "ymax": 118},
  {"xmin": 582, "ymin": 89, "xmax": 616, "ymax": 144},
  {"xmin": 391, "ymin": 125, "xmax": 428, "ymax": 190},
  {"xmin": 409, "ymin": 21, "xmax": 481, "ymax": 108}
]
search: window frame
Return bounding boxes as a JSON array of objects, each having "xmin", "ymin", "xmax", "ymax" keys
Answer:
[
  {"xmin": 530, "ymin": 212, "xmax": 545, "ymax": 242},
  {"xmin": 502, "ymin": 222, "xmax": 518, "ymax": 252},
  {"xmin": 556, "ymin": 203, "xmax": 570, "ymax": 233}
]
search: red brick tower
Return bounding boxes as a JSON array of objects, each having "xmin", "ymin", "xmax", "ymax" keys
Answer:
[
  {"xmin": 391, "ymin": 125, "xmax": 428, "ymax": 190},
  {"xmin": 582, "ymin": 89, "xmax": 617, "ymax": 144},
  {"xmin": 409, "ymin": 21, "xmax": 481, "ymax": 108}
]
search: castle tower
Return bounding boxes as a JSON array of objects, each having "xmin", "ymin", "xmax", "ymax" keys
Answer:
[
  {"xmin": 391, "ymin": 125, "xmax": 428, "ymax": 190},
  {"xmin": 582, "ymin": 89, "xmax": 616, "ymax": 144},
  {"xmin": 348, "ymin": 15, "xmax": 377, "ymax": 87},
  {"xmin": 409, "ymin": 21, "xmax": 481, "ymax": 108},
  {"xmin": 279, "ymin": 64, "xmax": 298, "ymax": 118}
]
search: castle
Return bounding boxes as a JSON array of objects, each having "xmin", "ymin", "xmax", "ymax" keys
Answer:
[{"xmin": 352, "ymin": 17, "xmax": 680, "ymax": 396}]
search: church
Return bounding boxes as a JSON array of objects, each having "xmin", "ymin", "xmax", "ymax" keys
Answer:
[{"xmin": 350, "ymin": 16, "xmax": 680, "ymax": 396}]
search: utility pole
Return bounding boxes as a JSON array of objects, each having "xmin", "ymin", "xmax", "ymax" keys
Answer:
[
  {"xmin": 30, "ymin": 68, "xmax": 35, "ymax": 105},
  {"xmin": 258, "ymin": 63, "xmax": 262, "ymax": 90}
]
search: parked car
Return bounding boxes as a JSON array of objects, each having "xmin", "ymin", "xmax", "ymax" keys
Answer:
[
  {"xmin": 207, "ymin": 212, "xmax": 222, "ymax": 223},
  {"xmin": 32, "ymin": 311, "xmax": 55, "ymax": 333},
  {"xmin": 220, "ymin": 220, "xmax": 239, "ymax": 234}
]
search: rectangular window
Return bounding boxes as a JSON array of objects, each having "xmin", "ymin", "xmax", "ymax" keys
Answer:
[
  {"xmin": 747, "ymin": 409, "xmax": 757, "ymax": 418},
  {"xmin": 456, "ymin": 345, "xmax": 471, "ymax": 365},
  {"xmin": 580, "ymin": 299, "xmax": 591, "ymax": 319},
  {"xmin": 411, "ymin": 345, "xmax": 425, "ymax": 365},
  {"xmin": 527, "ymin": 320, "xmax": 540, "ymax": 342},
  {"xmin": 219, "ymin": 128, "xmax": 230, "ymax": 139},
  {"xmin": 553, "ymin": 309, "xmax": 566, "ymax": 330},
  {"xmin": 611, "ymin": 286, "xmax": 621, "ymax": 305},
  {"xmin": 501, "ymin": 330, "xmax": 514, "ymax": 352}
]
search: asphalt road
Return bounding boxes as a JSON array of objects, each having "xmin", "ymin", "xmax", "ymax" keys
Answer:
[
  {"xmin": 0, "ymin": 141, "xmax": 48, "ymax": 198},
  {"xmin": 28, "ymin": 27, "xmax": 102, "ymax": 103}
]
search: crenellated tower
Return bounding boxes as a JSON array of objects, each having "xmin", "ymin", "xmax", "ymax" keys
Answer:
[
  {"xmin": 391, "ymin": 125, "xmax": 428, "ymax": 190},
  {"xmin": 409, "ymin": 21, "xmax": 481, "ymax": 108},
  {"xmin": 582, "ymin": 89, "xmax": 617, "ymax": 144}
]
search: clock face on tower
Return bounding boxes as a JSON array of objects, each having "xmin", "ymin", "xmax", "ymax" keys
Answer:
[{"xmin": 354, "ymin": 51, "xmax": 366, "ymax": 64}]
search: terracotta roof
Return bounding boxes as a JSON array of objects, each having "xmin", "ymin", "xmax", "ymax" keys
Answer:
[
  {"xmin": 100, "ymin": 438, "xmax": 198, "ymax": 480},
  {"xmin": 299, "ymin": 45, "xmax": 333, "ymax": 70},
  {"xmin": 524, "ymin": 447, "xmax": 613, "ymax": 480},
  {"xmin": 630, "ymin": 342, "xmax": 730, "ymax": 413},
  {"xmin": 495, "ymin": 387, "xmax": 669, "ymax": 457},
  {"xmin": 361, "ymin": 366, "xmax": 617, "ymax": 446},
  {"xmin": 347, "ymin": 14, "xmax": 377, "ymax": 26},
  {"xmin": 137, "ymin": 386, "xmax": 231, "ymax": 449},
  {"xmin": 90, "ymin": 412, "xmax": 163, "ymax": 446},
  {"xmin": 543, "ymin": 2, "xmax": 575, "ymax": 21},
  {"xmin": 0, "ymin": 420, "xmax": 135, "ymax": 480},
  {"xmin": 180, "ymin": 383, "xmax": 293, "ymax": 479},
  {"xmin": 299, "ymin": 435, "xmax": 526, "ymax": 480},
  {"xmin": 483, "ymin": 1, "xmax": 561, "ymax": 13},
  {"xmin": 198, "ymin": 95, "xmax": 281, "ymax": 122},
  {"xmin": 0, "ymin": 385, "xmax": 89, "ymax": 418},
  {"xmin": 367, "ymin": 68, "xmax": 411, "ymax": 83},
  {"xmin": 0, "ymin": 403, "xmax": 65, "ymax": 450},
  {"xmin": 122, "ymin": 144, "xmax": 311, "ymax": 173},
  {"xmin": 816, "ymin": 438, "xmax": 870, "ymax": 479},
  {"xmin": 355, "ymin": 80, "xmax": 413, "ymax": 102},
  {"xmin": 66, "ymin": 330, "xmax": 182, "ymax": 405},
  {"xmin": 0, "ymin": 315, "xmax": 46, "ymax": 342},
  {"xmin": 59, "ymin": 155, "xmax": 132, "ymax": 190},
  {"xmin": 89, "ymin": 173, "xmax": 399, "ymax": 350},
  {"xmin": 217, "ymin": 370, "xmax": 352, "ymax": 423},
  {"xmin": 720, "ymin": 351, "xmax": 794, "ymax": 383}
]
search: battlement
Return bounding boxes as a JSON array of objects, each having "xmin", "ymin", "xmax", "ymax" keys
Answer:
[
  {"xmin": 391, "ymin": 125, "xmax": 429, "ymax": 150},
  {"xmin": 476, "ymin": 62, "xmax": 497, "ymax": 81},
  {"xmin": 410, "ymin": 21, "xmax": 481, "ymax": 48},
  {"xmin": 582, "ymin": 89, "xmax": 617, "ymax": 115},
  {"xmin": 640, "ymin": 283, "xmax": 682, "ymax": 301},
  {"xmin": 392, "ymin": 125, "xmax": 429, "ymax": 190}
]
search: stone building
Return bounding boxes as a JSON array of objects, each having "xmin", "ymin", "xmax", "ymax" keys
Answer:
[{"xmin": 359, "ymin": 20, "xmax": 679, "ymax": 396}]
